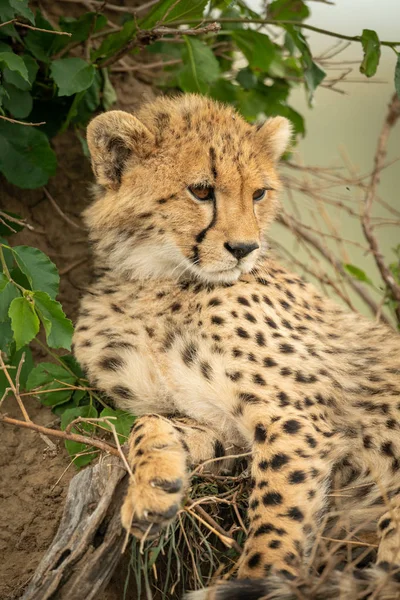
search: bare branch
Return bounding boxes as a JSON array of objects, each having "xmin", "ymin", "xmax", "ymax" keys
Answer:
[
  {"xmin": 361, "ymin": 94, "xmax": 400, "ymax": 322},
  {"xmin": 0, "ymin": 19, "xmax": 71, "ymax": 35},
  {"xmin": 0, "ymin": 114, "xmax": 45, "ymax": 126},
  {"xmin": 0, "ymin": 414, "xmax": 120, "ymax": 457},
  {"xmin": 43, "ymin": 188, "xmax": 85, "ymax": 230},
  {"xmin": 0, "ymin": 353, "xmax": 31, "ymax": 422},
  {"xmin": 277, "ymin": 213, "xmax": 392, "ymax": 327}
]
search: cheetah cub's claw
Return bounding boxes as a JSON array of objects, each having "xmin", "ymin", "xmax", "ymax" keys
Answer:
[{"xmin": 121, "ymin": 415, "xmax": 188, "ymax": 539}]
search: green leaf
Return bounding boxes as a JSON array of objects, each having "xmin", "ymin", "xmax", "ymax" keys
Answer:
[
  {"xmin": 101, "ymin": 68, "xmax": 117, "ymax": 110},
  {"xmin": 0, "ymin": 0, "xmax": 34, "ymax": 23},
  {"xmin": 268, "ymin": 0, "xmax": 309, "ymax": 21},
  {"xmin": 0, "ymin": 84, "xmax": 9, "ymax": 109},
  {"xmin": 65, "ymin": 72, "xmax": 102, "ymax": 130},
  {"xmin": 141, "ymin": 0, "xmax": 208, "ymax": 29},
  {"xmin": 0, "ymin": 279, "xmax": 20, "ymax": 321},
  {"xmin": 51, "ymin": 12, "xmax": 107, "ymax": 56},
  {"xmin": 92, "ymin": 18, "xmax": 136, "ymax": 61},
  {"xmin": 60, "ymin": 12, "xmax": 107, "ymax": 42},
  {"xmin": 100, "ymin": 407, "xmax": 136, "ymax": 444},
  {"xmin": 51, "ymin": 58, "xmax": 96, "ymax": 97},
  {"xmin": 61, "ymin": 404, "xmax": 98, "ymax": 468},
  {"xmin": 394, "ymin": 53, "xmax": 400, "ymax": 100},
  {"xmin": 61, "ymin": 354, "xmax": 85, "ymax": 378},
  {"xmin": 209, "ymin": 79, "xmax": 239, "ymax": 104},
  {"xmin": 344, "ymin": 264, "xmax": 374, "ymax": 286},
  {"xmin": 0, "ymin": 121, "xmax": 56, "ymax": 189},
  {"xmin": 3, "ymin": 54, "xmax": 38, "ymax": 90},
  {"xmin": 26, "ymin": 362, "xmax": 76, "ymax": 406},
  {"xmin": 24, "ymin": 11, "xmax": 56, "ymax": 63},
  {"xmin": 34, "ymin": 291, "xmax": 73, "ymax": 350},
  {"xmin": 178, "ymin": 37, "xmax": 220, "ymax": 94},
  {"xmin": 303, "ymin": 60, "xmax": 326, "ymax": 101},
  {"xmin": 2, "ymin": 83, "xmax": 32, "ymax": 119},
  {"xmin": 9, "ymin": 0, "xmax": 35, "ymax": 23},
  {"xmin": 12, "ymin": 246, "xmax": 59, "ymax": 299},
  {"xmin": 233, "ymin": 30, "xmax": 277, "ymax": 72},
  {"xmin": 236, "ymin": 67, "xmax": 257, "ymax": 90},
  {"xmin": 0, "ymin": 319, "xmax": 13, "ymax": 353},
  {"xmin": 8, "ymin": 296, "xmax": 40, "ymax": 349},
  {"xmin": 0, "ymin": 52, "xmax": 29, "ymax": 82},
  {"xmin": 284, "ymin": 26, "xmax": 325, "ymax": 102},
  {"xmin": 360, "ymin": 29, "xmax": 381, "ymax": 77}
]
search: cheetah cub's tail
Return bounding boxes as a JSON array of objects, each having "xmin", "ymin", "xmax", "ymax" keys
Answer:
[{"xmin": 185, "ymin": 564, "xmax": 400, "ymax": 600}]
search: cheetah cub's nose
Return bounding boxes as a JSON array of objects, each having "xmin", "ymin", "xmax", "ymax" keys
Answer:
[{"xmin": 225, "ymin": 241, "xmax": 259, "ymax": 260}]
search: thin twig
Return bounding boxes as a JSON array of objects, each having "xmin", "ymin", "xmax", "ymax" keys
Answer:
[
  {"xmin": 59, "ymin": 257, "xmax": 88, "ymax": 276},
  {"xmin": 0, "ymin": 353, "xmax": 31, "ymax": 422},
  {"xmin": 277, "ymin": 213, "xmax": 392, "ymax": 326},
  {"xmin": 361, "ymin": 94, "xmax": 400, "ymax": 322},
  {"xmin": 189, "ymin": 502, "xmax": 243, "ymax": 555},
  {"xmin": 0, "ymin": 414, "xmax": 120, "ymax": 457},
  {"xmin": 0, "ymin": 19, "xmax": 71, "ymax": 35},
  {"xmin": 0, "ymin": 115, "xmax": 45, "ymax": 126},
  {"xmin": 43, "ymin": 188, "xmax": 85, "ymax": 230}
]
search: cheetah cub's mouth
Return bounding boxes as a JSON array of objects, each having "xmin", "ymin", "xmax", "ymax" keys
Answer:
[{"xmin": 84, "ymin": 95, "xmax": 292, "ymax": 284}]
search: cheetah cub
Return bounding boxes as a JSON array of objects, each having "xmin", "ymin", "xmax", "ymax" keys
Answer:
[{"xmin": 74, "ymin": 94, "xmax": 400, "ymax": 599}]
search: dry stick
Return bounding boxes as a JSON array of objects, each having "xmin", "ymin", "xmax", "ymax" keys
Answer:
[
  {"xmin": 43, "ymin": 188, "xmax": 85, "ymax": 230},
  {"xmin": 190, "ymin": 502, "xmax": 243, "ymax": 555},
  {"xmin": 0, "ymin": 210, "xmax": 33, "ymax": 231},
  {"xmin": 0, "ymin": 19, "xmax": 71, "ymax": 35},
  {"xmin": 59, "ymin": 257, "xmax": 88, "ymax": 276},
  {"xmin": 0, "ymin": 353, "xmax": 31, "ymax": 422},
  {"xmin": 0, "ymin": 414, "xmax": 120, "ymax": 457},
  {"xmin": 111, "ymin": 58, "xmax": 182, "ymax": 72},
  {"xmin": 361, "ymin": 94, "xmax": 400, "ymax": 323},
  {"xmin": 277, "ymin": 213, "xmax": 393, "ymax": 327},
  {"xmin": 0, "ymin": 114, "xmax": 45, "ymax": 126},
  {"xmin": 99, "ymin": 22, "xmax": 221, "ymax": 69}
]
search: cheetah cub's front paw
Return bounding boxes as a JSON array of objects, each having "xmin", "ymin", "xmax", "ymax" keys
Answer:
[{"xmin": 121, "ymin": 415, "xmax": 188, "ymax": 539}]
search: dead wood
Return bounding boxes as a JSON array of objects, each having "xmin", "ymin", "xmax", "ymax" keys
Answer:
[{"xmin": 22, "ymin": 455, "xmax": 127, "ymax": 600}]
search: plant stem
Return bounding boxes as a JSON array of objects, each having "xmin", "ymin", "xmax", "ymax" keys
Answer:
[{"xmin": 168, "ymin": 18, "xmax": 400, "ymax": 48}]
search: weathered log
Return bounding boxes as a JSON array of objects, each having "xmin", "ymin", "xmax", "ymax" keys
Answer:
[{"xmin": 22, "ymin": 455, "xmax": 128, "ymax": 600}]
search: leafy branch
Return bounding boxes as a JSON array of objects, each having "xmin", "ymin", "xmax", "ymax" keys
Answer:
[
  {"xmin": 99, "ymin": 22, "xmax": 221, "ymax": 68},
  {"xmin": 170, "ymin": 17, "xmax": 400, "ymax": 49}
]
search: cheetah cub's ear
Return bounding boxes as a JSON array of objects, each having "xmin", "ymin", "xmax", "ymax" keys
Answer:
[
  {"xmin": 256, "ymin": 116, "xmax": 292, "ymax": 162},
  {"xmin": 87, "ymin": 110, "xmax": 155, "ymax": 189}
]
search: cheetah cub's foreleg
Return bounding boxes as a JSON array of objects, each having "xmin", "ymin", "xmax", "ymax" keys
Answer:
[
  {"xmin": 236, "ymin": 405, "xmax": 339, "ymax": 580},
  {"xmin": 121, "ymin": 415, "xmax": 232, "ymax": 538}
]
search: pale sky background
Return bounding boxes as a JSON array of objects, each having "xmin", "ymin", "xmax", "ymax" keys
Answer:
[{"xmin": 249, "ymin": 0, "xmax": 400, "ymax": 315}]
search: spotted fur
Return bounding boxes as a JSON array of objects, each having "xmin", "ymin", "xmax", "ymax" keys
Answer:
[{"xmin": 74, "ymin": 94, "xmax": 400, "ymax": 598}]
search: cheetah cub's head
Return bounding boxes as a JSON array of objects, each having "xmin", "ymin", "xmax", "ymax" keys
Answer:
[{"xmin": 85, "ymin": 94, "xmax": 291, "ymax": 284}]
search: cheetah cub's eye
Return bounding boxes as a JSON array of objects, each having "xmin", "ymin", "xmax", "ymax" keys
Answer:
[
  {"xmin": 253, "ymin": 189, "xmax": 267, "ymax": 201},
  {"xmin": 188, "ymin": 185, "xmax": 214, "ymax": 201}
]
